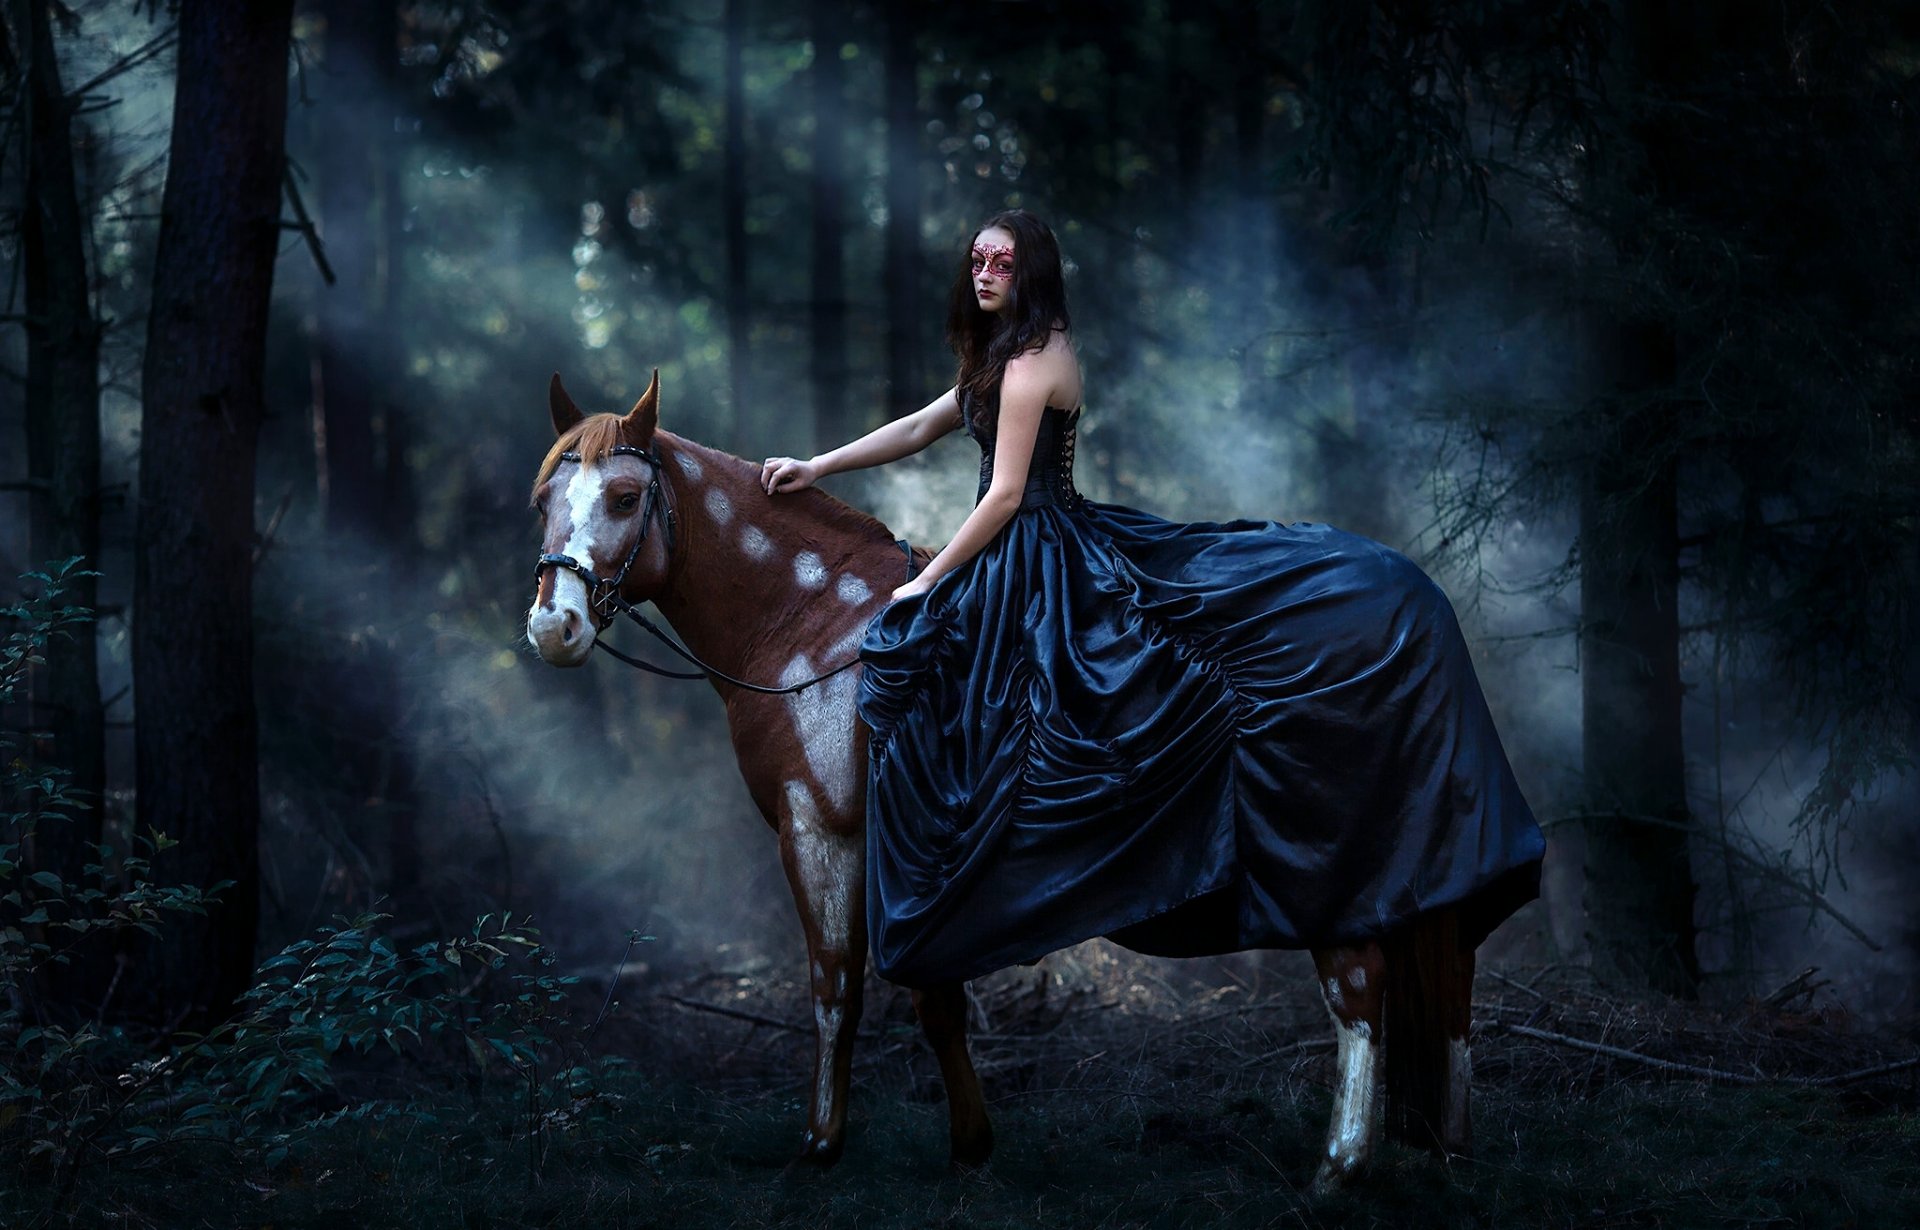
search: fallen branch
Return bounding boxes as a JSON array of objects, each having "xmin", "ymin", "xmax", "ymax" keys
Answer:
[
  {"xmin": 660, "ymin": 993, "xmax": 888, "ymax": 1044},
  {"xmin": 1761, "ymin": 966, "xmax": 1831, "ymax": 1009},
  {"xmin": 1486, "ymin": 968, "xmax": 1550, "ymax": 1002},
  {"xmin": 1499, "ymin": 1022, "xmax": 1768, "ymax": 1083},
  {"xmin": 661, "ymin": 993, "xmax": 807, "ymax": 1035},
  {"xmin": 1499, "ymin": 1023, "xmax": 1919, "ymax": 1089},
  {"xmin": 1811, "ymin": 1057, "xmax": 1920, "ymax": 1087},
  {"xmin": 1238, "ymin": 1038, "xmax": 1337, "ymax": 1070}
]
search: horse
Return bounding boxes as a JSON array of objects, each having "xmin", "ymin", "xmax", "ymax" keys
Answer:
[{"xmin": 523, "ymin": 370, "xmax": 1478, "ymax": 1190}]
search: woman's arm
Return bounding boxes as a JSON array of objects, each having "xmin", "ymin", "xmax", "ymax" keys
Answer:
[
  {"xmin": 891, "ymin": 356, "xmax": 1053, "ymax": 597},
  {"xmin": 762, "ymin": 387, "xmax": 961, "ymax": 493}
]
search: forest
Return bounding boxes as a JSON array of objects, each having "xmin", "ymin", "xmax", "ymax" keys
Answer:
[{"xmin": 1, "ymin": 0, "xmax": 1916, "ymax": 1226}]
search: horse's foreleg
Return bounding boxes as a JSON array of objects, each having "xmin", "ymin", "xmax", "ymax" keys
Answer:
[
  {"xmin": 1310, "ymin": 940, "xmax": 1386, "ymax": 1192},
  {"xmin": 911, "ymin": 982, "xmax": 993, "ymax": 1171},
  {"xmin": 778, "ymin": 788, "xmax": 866, "ymax": 1167}
]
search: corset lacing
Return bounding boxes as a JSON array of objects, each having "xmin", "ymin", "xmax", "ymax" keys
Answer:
[{"xmin": 974, "ymin": 405, "xmax": 1083, "ymax": 511}]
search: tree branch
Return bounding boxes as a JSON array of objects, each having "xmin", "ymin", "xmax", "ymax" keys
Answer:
[
  {"xmin": 279, "ymin": 161, "xmax": 335, "ymax": 285},
  {"xmin": 66, "ymin": 28, "xmax": 176, "ymax": 103},
  {"xmin": 1547, "ymin": 810, "xmax": 1883, "ymax": 952},
  {"xmin": 1497, "ymin": 1022, "xmax": 1919, "ymax": 1089}
]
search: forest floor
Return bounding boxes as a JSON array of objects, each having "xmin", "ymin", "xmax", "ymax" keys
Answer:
[{"xmin": 10, "ymin": 945, "xmax": 1918, "ymax": 1229}]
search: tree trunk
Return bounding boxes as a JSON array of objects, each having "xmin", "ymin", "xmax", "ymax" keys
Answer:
[
  {"xmin": 882, "ymin": 0, "xmax": 920, "ymax": 410},
  {"xmin": 133, "ymin": 0, "xmax": 294, "ymax": 1030},
  {"xmin": 1566, "ymin": 0, "xmax": 1724, "ymax": 1000},
  {"xmin": 315, "ymin": 0, "xmax": 422, "ymax": 912},
  {"xmin": 1578, "ymin": 318, "xmax": 1700, "ymax": 998},
  {"xmin": 18, "ymin": 0, "xmax": 104, "ymax": 880},
  {"xmin": 722, "ymin": 0, "xmax": 750, "ymax": 451},
  {"xmin": 809, "ymin": 0, "xmax": 848, "ymax": 448},
  {"xmin": 312, "ymin": 0, "xmax": 388, "ymax": 542}
]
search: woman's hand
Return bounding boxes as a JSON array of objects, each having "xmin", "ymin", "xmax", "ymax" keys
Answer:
[
  {"xmin": 761, "ymin": 455, "xmax": 820, "ymax": 495},
  {"xmin": 889, "ymin": 576, "xmax": 933, "ymax": 603}
]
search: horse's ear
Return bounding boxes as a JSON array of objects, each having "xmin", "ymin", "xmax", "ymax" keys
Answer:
[
  {"xmin": 621, "ymin": 367, "xmax": 660, "ymax": 442},
  {"xmin": 549, "ymin": 372, "xmax": 585, "ymax": 437}
]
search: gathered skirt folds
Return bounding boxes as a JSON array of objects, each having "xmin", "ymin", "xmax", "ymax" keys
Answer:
[{"xmin": 855, "ymin": 497, "xmax": 1544, "ymax": 988}]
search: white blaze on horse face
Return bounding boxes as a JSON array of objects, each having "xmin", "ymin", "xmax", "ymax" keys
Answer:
[
  {"xmin": 782, "ymin": 655, "xmax": 859, "ymax": 815},
  {"xmin": 794, "ymin": 550, "xmax": 828, "ymax": 589},
  {"xmin": 526, "ymin": 460, "xmax": 605, "ymax": 665},
  {"xmin": 562, "ymin": 461, "xmax": 605, "ymax": 571}
]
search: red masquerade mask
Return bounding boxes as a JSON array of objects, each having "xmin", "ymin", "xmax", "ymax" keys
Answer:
[{"xmin": 970, "ymin": 244, "xmax": 1015, "ymax": 281}]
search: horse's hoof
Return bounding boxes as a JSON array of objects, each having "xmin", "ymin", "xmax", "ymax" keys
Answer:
[
  {"xmin": 1310, "ymin": 1153, "xmax": 1367, "ymax": 1197},
  {"xmin": 947, "ymin": 1155, "xmax": 1000, "ymax": 1184},
  {"xmin": 786, "ymin": 1130, "xmax": 843, "ymax": 1171},
  {"xmin": 949, "ymin": 1124, "xmax": 993, "ymax": 1172}
]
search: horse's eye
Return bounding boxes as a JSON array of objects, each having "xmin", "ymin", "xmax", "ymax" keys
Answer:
[{"xmin": 616, "ymin": 492, "xmax": 640, "ymax": 512}]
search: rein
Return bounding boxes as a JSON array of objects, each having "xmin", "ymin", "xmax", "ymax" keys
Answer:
[{"xmin": 534, "ymin": 444, "xmax": 918, "ymax": 696}]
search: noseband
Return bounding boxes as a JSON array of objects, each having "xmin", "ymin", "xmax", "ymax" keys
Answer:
[{"xmin": 535, "ymin": 443, "xmax": 677, "ymax": 624}]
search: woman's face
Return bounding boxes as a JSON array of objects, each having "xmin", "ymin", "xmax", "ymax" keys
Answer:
[{"xmin": 971, "ymin": 226, "xmax": 1016, "ymax": 314}]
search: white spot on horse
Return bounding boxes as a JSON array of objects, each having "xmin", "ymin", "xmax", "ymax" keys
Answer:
[
  {"xmin": 794, "ymin": 551, "xmax": 828, "ymax": 589},
  {"xmin": 704, "ymin": 487, "xmax": 733, "ymax": 525},
  {"xmin": 1323, "ymin": 977, "xmax": 1345, "ymax": 1013},
  {"xmin": 836, "ymin": 574, "xmax": 871, "ymax": 604},
  {"xmin": 1346, "ymin": 966, "xmax": 1367, "ymax": 993},
  {"xmin": 674, "ymin": 451, "xmax": 704, "ymax": 480},
  {"xmin": 782, "ymin": 655, "xmax": 859, "ymax": 815},
  {"xmin": 827, "ymin": 621, "xmax": 868, "ymax": 663},
  {"xmin": 741, "ymin": 524, "xmax": 774, "ymax": 561}
]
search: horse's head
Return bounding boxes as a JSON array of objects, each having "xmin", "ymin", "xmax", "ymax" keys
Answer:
[{"xmin": 526, "ymin": 369, "xmax": 677, "ymax": 666}]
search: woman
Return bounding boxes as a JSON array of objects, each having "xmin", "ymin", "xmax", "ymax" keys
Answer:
[{"xmin": 761, "ymin": 209, "xmax": 1543, "ymax": 988}]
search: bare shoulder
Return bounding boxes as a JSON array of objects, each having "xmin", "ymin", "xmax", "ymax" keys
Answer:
[{"xmin": 1005, "ymin": 329, "xmax": 1082, "ymax": 407}]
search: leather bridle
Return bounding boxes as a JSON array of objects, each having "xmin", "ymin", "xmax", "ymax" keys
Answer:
[
  {"xmin": 535, "ymin": 443, "xmax": 677, "ymax": 626},
  {"xmin": 531, "ymin": 442, "xmax": 882, "ymax": 696}
]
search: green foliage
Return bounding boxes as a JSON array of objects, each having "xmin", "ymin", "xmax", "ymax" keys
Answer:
[{"xmin": 2, "ymin": 568, "xmax": 625, "ymax": 1219}]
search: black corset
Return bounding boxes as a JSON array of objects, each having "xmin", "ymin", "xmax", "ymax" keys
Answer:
[{"xmin": 971, "ymin": 403, "xmax": 1084, "ymax": 511}]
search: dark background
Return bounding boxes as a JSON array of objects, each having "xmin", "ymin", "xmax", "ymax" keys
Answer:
[{"xmin": 1, "ymin": 2, "xmax": 1916, "ymax": 1224}]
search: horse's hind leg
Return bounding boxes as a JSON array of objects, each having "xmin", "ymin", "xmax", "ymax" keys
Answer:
[
  {"xmin": 1309, "ymin": 940, "xmax": 1385, "ymax": 1192},
  {"xmin": 1442, "ymin": 945, "xmax": 1475, "ymax": 1158},
  {"xmin": 778, "ymin": 789, "xmax": 866, "ymax": 1167},
  {"xmin": 1381, "ymin": 906, "xmax": 1476, "ymax": 1161},
  {"xmin": 912, "ymin": 983, "xmax": 993, "ymax": 1171}
]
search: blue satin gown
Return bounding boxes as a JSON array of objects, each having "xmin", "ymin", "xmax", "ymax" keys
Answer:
[{"xmin": 856, "ymin": 391, "xmax": 1544, "ymax": 987}]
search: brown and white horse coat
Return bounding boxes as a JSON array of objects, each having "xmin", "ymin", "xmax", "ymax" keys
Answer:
[{"xmin": 526, "ymin": 371, "xmax": 1472, "ymax": 1186}]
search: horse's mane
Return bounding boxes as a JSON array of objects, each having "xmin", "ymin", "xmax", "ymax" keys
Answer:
[
  {"xmin": 530, "ymin": 414, "xmax": 633, "ymax": 500},
  {"xmin": 531, "ymin": 414, "xmax": 899, "ymax": 549}
]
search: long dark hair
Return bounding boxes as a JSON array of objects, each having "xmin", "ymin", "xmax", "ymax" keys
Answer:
[{"xmin": 945, "ymin": 209, "xmax": 1071, "ymax": 425}]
